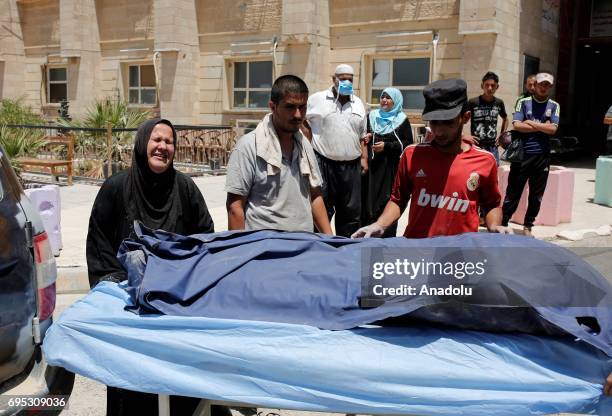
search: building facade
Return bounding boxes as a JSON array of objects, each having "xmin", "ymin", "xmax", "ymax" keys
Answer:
[{"xmin": 1, "ymin": 0, "xmax": 609, "ymax": 150}]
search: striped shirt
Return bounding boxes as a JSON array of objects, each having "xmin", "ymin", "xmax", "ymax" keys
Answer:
[{"xmin": 512, "ymin": 97, "xmax": 560, "ymax": 155}]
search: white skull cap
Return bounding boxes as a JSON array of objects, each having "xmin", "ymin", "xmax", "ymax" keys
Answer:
[{"xmin": 334, "ymin": 64, "xmax": 354, "ymax": 75}]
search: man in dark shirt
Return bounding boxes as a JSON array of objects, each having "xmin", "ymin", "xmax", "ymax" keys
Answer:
[
  {"xmin": 467, "ymin": 71, "xmax": 508, "ymax": 164},
  {"xmin": 514, "ymin": 74, "xmax": 537, "ymax": 109},
  {"xmin": 502, "ymin": 72, "xmax": 560, "ymax": 236}
]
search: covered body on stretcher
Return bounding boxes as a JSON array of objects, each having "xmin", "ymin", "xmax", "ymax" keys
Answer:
[
  {"xmin": 44, "ymin": 282, "xmax": 611, "ymax": 416},
  {"xmin": 44, "ymin": 229, "xmax": 612, "ymax": 416}
]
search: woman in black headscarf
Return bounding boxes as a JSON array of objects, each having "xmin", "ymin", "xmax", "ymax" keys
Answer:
[
  {"xmin": 87, "ymin": 118, "xmax": 214, "ymax": 287},
  {"xmin": 86, "ymin": 118, "xmax": 221, "ymax": 416}
]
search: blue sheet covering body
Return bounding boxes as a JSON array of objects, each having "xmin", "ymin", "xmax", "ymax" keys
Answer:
[
  {"xmin": 119, "ymin": 226, "xmax": 612, "ymax": 357},
  {"xmin": 44, "ymin": 282, "xmax": 612, "ymax": 415}
]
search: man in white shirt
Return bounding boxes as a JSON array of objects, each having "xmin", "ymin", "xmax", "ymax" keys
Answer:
[{"xmin": 305, "ymin": 64, "xmax": 368, "ymax": 237}]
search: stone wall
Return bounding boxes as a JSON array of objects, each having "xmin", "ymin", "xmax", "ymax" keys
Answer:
[
  {"xmin": 328, "ymin": 0, "xmax": 460, "ymax": 119},
  {"xmin": 460, "ymin": 0, "xmax": 522, "ymax": 117},
  {"xmin": 19, "ymin": 0, "xmax": 60, "ymax": 50},
  {"xmin": 0, "ymin": 0, "xmax": 561, "ymax": 126},
  {"xmin": 0, "ymin": 1, "xmax": 26, "ymax": 103},
  {"xmin": 520, "ymin": 0, "xmax": 560, "ymax": 79},
  {"xmin": 60, "ymin": 0, "xmax": 101, "ymax": 118},
  {"xmin": 96, "ymin": 0, "xmax": 154, "ymax": 44},
  {"xmin": 197, "ymin": 0, "xmax": 284, "ymax": 126},
  {"xmin": 16, "ymin": 0, "xmax": 61, "ymax": 113},
  {"xmin": 330, "ymin": 0, "xmax": 458, "ymax": 24},
  {"xmin": 155, "ymin": 0, "xmax": 200, "ymax": 124},
  {"xmin": 196, "ymin": 0, "xmax": 282, "ymax": 34},
  {"xmin": 97, "ymin": 0, "xmax": 155, "ymax": 112}
]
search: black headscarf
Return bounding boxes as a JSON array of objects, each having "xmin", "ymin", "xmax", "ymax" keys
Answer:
[
  {"xmin": 87, "ymin": 118, "xmax": 214, "ymax": 288},
  {"xmin": 124, "ymin": 118, "xmax": 182, "ymax": 231}
]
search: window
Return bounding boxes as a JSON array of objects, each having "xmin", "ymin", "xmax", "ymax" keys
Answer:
[
  {"xmin": 371, "ymin": 58, "xmax": 430, "ymax": 110},
  {"xmin": 128, "ymin": 65, "xmax": 156, "ymax": 105},
  {"xmin": 523, "ymin": 55, "xmax": 540, "ymax": 85},
  {"xmin": 47, "ymin": 67, "xmax": 67, "ymax": 104},
  {"xmin": 232, "ymin": 61, "xmax": 273, "ymax": 109}
]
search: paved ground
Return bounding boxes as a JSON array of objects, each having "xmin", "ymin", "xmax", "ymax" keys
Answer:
[{"xmin": 54, "ymin": 294, "xmax": 106, "ymax": 416}]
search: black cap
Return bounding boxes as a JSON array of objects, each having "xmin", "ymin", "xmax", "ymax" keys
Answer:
[{"xmin": 422, "ymin": 79, "xmax": 468, "ymax": 121}]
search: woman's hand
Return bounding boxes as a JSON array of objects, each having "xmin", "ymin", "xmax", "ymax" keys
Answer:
[
  {"xmin": 360, "ymin": 156, "xmax": 369, "ymax": 175},
  {"xmin": 372, "ymin": 141, "xmax": 385, "ymax": 153}
]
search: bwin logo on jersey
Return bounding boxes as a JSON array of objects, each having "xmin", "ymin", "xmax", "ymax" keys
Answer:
[{"xmin": 417, "ymin": 188, "xmax": 469, "ymax": 213}]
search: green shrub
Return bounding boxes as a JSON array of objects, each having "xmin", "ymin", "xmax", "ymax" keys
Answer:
[
  {"xmin": 0, "ymin": 98, "xmax": 47, "ymax": 160},
  {"xmin": 0, "ymin": 126, "xmax": 47, "ymax": 159},
  {"xmin": 0, "ymin": 97, "xmax": 45, "ymax": 125}
]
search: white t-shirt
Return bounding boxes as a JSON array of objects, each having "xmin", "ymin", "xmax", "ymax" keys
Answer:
[{"xmin": 306, "ymin": 88, "xmax": 367, "ymax": 161}]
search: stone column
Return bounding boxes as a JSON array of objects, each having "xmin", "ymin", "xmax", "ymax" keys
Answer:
[
  {"xmin": 280, "ymin": 0, "xmax": 330, "ymax": 92},
  {"xmin": 459, "ymin": 0, "xmax": 522, "ymax": 109},
  {"xmin": 153, "ymin": 0, "xmax": 200, "ymax": 124},
  {"xmin": 0, "ymin": 1, "xmax": 26, "ymax": 101},
  {"xmin": 60, "ymin": 0, "xmax": 101, "ymax": 119}
]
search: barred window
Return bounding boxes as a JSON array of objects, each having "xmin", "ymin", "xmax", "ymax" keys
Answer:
[
  {"xmin": 232, "ymin": 61, "xmax": 273, "ymax": 109},
  {"xmin": 128, "ymin": 65, "xmax": 156, "ymax": 105}
]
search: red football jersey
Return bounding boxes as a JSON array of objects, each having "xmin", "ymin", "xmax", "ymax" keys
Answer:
[{"xmin": 390, "ymin": 143, "xmax": 501, "ymax": 238}]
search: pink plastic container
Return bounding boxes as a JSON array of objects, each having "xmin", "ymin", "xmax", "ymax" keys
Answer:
[{"xmin": 498, "ymin": 165, "xmax": 574, "ymax": 226}]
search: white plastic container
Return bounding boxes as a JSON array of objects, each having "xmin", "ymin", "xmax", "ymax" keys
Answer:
[{"xmin": 25, "ymin": 185, "xmax": 62, "ymax": 256}]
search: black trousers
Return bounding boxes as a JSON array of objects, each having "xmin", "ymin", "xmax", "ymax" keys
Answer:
[
  {"xmin": 502, "ymin": 154, "xmax": 550, "ymax": 228},
  {"xmin": 315, "ymin": 152, "xmax": 362, "ymax": 237},
  {"xmin": 361, "ymin": 172, "xmax": 397, "ymax": 237},
  {"xmin": 107, "ymin": 387, "xmax": 231, "ymax": 416}
]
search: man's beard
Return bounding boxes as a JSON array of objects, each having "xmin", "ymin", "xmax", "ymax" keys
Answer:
[
  {"xmin": 279, "ymin": 121, "xmax": 301, "ymax": 134},
  {"xmin": 433, "ymin": 126, "xmax": 462, "ymax": 150}
]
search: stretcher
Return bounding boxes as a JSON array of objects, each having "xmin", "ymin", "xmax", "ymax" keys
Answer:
[{"xmin": 43, "ymin": 282, "xmax": 611, "ymax": 416}]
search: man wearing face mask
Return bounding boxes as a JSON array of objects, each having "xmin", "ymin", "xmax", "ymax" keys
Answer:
[{"xmin": 305, "ymin": 64, "xmax": 368, "ymax": 237}]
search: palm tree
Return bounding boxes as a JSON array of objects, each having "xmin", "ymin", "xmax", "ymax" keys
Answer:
[{"xmin": 56, "ymin": 98, "xmax": 151, "ymax": 178}]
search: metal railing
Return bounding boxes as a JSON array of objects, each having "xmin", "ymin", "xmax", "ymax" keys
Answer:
[{"xmin": 4, "ymin": 123, "xmax": 236, "ymax": 176}]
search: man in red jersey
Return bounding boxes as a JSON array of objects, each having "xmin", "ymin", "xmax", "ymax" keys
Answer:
[{"xmin": 352, "ymin": 78, "xmax": 505, "ymax": 238}]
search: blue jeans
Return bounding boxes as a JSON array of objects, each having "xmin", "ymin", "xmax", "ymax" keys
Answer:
[{"xmin": 482, "ymin": 145, "xmax": 500, "ymax": 165}]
